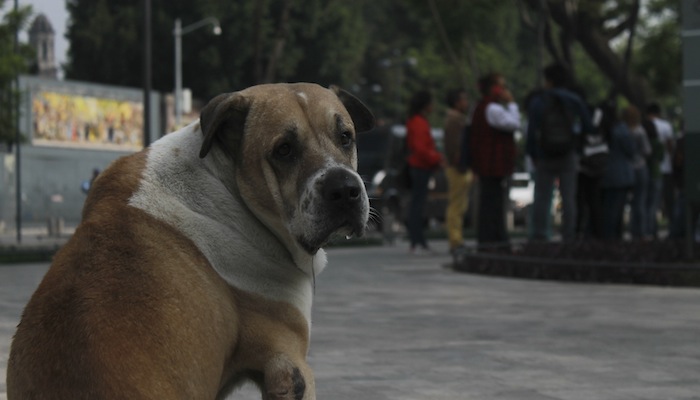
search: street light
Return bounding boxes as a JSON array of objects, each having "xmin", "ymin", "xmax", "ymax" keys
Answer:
[{"xmin": 173, "ymin": 17, "xmax": 221, "ymax": 127}]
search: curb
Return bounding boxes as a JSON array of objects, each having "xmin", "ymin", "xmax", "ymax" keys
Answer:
[{"xmin": 452, "ymin": 240, "xmax": 700, "ymax": 287}]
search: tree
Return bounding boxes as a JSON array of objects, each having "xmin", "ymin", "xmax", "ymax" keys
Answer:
[
  {"xmin": 65, "ymin": 0, "xmax": 372, "ymax": 103},
  {"xmin": 0, "ymin": 0, "xmax": 34, "ymax": 147},
  {"xmin": 519, "ymin": 0, "xmax": 680, "ymax": 109},
  {"xmin": 63, "ymin": 1, "xmax": 681, "ymax": 124},
  {"xmin": 632, "ymin": 0, "xmax": 681, "ymax": 104}
]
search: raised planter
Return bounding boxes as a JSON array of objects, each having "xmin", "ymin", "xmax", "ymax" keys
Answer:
[{"xmin": 453, "ymin": 240, "xmax": 700, "ymax": 287}]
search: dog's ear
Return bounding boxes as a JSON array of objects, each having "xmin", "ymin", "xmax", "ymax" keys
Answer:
[
  {"xmin": 330, "ymin": 85, "xmax": 375, "ymax": 133},
  {"xmin": 199, "ymin": 92, "xmax": 251, "ymax": 159}
]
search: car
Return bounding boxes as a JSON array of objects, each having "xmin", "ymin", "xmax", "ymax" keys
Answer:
[
  {"xmin": 509, "ymin": 172, "xmax": 534, "ymax": 226},
  {"xmin": 357, "ymin": 124, "xmax": 447, "ymax": 243}
]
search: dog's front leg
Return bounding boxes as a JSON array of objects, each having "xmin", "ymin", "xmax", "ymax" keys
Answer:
[{"xmin": 262, "ymin": 354, "xmax": 315, "ymax": 400}]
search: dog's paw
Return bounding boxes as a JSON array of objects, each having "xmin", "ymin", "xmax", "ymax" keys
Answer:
[{"xmin": 264, "ymin": 358, "xmax": 307, "ymax": 400}]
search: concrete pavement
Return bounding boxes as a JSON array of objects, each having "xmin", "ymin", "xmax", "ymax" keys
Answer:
[{"xmin": 2, "ymin": 239, "xmax": 700, "ymax": 399}]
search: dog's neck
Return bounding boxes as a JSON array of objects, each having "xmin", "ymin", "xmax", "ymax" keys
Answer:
[{"xmin": 128, "ymin": 122, "xmax": 324, "ymax": 323}]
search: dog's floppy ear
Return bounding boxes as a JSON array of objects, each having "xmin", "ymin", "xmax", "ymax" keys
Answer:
[
  {"xmin": 199, "ymin": 92, "xmax": 251, "ymax": 159},
  {"xmin": 330, "ymin": 85, "xmax": 375, "ymax": 133}
]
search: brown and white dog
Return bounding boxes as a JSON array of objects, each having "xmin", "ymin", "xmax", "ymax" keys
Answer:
[{"xmin": 7, "ymin": 83, "xmax": 374, "ymax": 399}]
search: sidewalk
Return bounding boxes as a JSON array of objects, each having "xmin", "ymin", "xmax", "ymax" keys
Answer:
[
  {"xmin": 0, "ymin": 224, "xmax": 75, "ymax": 253},
  {"xmin": 2, "ymin": 238, "xmax": 700, "ymax": 399}
]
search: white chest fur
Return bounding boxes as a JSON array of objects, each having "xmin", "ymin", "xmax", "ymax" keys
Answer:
[{"xmin": 128, "ymin": 123, "xmax": 324, "ymax": 323}]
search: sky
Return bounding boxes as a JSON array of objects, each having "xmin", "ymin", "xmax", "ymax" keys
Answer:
[{"xmin": 3, "ymin": 0, "xmax": 69, "ymax": 78}]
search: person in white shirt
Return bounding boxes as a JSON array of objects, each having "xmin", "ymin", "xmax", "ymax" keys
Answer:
[
  {"xmin": 469, "ymin": 73, "xmax": 521, "ymax": 246},
  {"xmin": 646, "ymin": 102, "xmax": 675, "ymax": 226}
]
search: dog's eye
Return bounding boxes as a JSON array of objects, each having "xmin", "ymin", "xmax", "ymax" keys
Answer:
[
  {"xmin": 275, "ymin": 143, "xmax": 292, "ymax": 158},
  {"xmin": 340, "ymin": 131, "xmax": 353, "ymax": 148}
]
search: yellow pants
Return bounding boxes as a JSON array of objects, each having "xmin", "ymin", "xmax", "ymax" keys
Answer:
[{"xmin": 445, "ymin": 167, "xmax": 474, "ymax": 249}]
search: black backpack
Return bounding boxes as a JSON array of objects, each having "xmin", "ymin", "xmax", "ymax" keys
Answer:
[{"xmin": 538, "ymin": 92, "xmax": 575, "ymax": 158}]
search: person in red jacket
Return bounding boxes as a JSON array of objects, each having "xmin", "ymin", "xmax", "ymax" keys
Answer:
[
  {"xmin": 470, "ymin": 73, "xmax": 521, "ymax": 247},
  {"xmin": 405, "ymin": 90, "xmax": 444, "ymax": 254}
]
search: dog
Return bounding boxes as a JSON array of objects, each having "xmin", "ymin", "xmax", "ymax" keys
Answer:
[{"xmin": 7, "ymin": 83, "xmax": 374, "ymax": 399}]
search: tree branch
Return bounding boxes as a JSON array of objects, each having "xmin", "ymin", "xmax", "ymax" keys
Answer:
[{"xmin": 427, "ymin": 0, "xmax": 467, "ymax": 87}]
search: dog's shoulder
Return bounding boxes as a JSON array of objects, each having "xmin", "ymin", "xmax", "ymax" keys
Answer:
[{"xmin": 82, "ymin": 149, "xmax": 148, "ymax": 218}]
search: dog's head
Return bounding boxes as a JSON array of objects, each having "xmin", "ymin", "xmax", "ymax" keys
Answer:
[{"xmin": 199, "ymin": 83, "xmax": 374, "ymax": 255}]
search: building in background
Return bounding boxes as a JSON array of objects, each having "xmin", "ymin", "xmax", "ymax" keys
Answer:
[
  {"xmin": 28, "ymin": 13, "xmax": 58, "ymax": 79},
  {"xmin": 0, "ymin": 76, "xmax": 161, "ymax": 233}
]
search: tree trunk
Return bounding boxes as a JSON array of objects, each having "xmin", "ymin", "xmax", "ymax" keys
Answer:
[
  {"xmin": 252, "ymin": 0, "xmax": 267, "ymax": 84},
  {"xmin": 263, "ymin": 0, "xmax": 293, "ymax": 84},
  {"xmin": 546, "ymin": 1, "xmax": 649, "ymax": 108}
]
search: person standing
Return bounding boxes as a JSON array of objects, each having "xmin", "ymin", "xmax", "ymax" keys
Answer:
[
  {"xmin": 405, "ymin": 90, "xmax": 444, "ymax": 254},
  {"xmin": 442, "ymin": 88, "xmax": 474, "ymax": 254},
  {"xmin": 646, "ymin": 102, "xmax": 676, "ymax": 228},
  {"xmin": 526, "ymin": 63, "xmax": 593, "ymax": 242},
  {"xmin": 624, "ymin": 106, "xmax": 652, "ymax": 239},
  {"xmin": 601, "ymin": 110, "xmax": 636, "ymax": 240},
  {"xmin": 470, "ymin": 73, "xmax": 521, "ymax": 247},
  {"xmin": 576, "ymin": 102, "xmax": 612, "ymax": 239},
  {"xmin": 641, "ymin": 112, "xmax": 664, "ymax": 238}
]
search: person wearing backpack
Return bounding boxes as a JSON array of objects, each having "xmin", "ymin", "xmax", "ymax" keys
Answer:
[{"xmin": 526, "ymin": 63, "xmax": 594, "ymax": 241}]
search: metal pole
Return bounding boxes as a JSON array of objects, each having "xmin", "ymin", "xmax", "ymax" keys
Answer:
[
  {"xmin": 174, "ymin": 18, "xmax": 182, "ymax": 127},
  {"xmin": 143, "ymin": 0, "xmax": 151, "ymax": 147},
  {"xmin": 14, "ymin": 0, "xmax": 21, "ymax": 243},
  {"xmin": 685, "ymin": 199, "xmax": 693, "ymax": 260}
]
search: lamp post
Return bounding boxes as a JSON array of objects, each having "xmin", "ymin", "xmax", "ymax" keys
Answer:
[
  {"xmin": 173, "ymin": 17, "xmax": 221, "ymax": 127},
  {"xmin": 14, "ymin": 0, "xmax": 21, "ymax": 242}
]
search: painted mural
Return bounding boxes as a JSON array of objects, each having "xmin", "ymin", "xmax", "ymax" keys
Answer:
[{"xmin": 32, "ymin": 91, "xmax": 144, "ymax": 150}]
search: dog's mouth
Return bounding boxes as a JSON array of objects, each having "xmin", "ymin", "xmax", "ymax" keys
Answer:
[{"xmin": 298, "ymin": 218, "xmax": 366, "ymax": 254}]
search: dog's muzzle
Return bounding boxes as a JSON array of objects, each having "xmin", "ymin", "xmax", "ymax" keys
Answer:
[
  {"xmin": 321, "ymin": 168, "xmax": 363, "ymax": 211},
  {"xmin": 298, "ymin": 167, "xmax": 369, "ymax": 254}
]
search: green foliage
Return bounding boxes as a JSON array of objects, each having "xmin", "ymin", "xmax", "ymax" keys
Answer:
[
  {"xmin": 633, "ymin": 0, "xmax": 681, "ymax": 105},
  {"xmin": 60, "ymin": 0, "xmax": 681, "ymax": 125},
  {"xmin": 0, "ymin": 0, "xmax": 34, "ymax": 146}
]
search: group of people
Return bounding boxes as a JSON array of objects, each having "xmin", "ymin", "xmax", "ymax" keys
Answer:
[{"xmin": 402, "ymin": 62, "xmax": 687, "ymax": 255}]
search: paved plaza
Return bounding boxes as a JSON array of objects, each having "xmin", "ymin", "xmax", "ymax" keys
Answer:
[{"xmin": 2, "ymin": 239, "xmax": 700, "ymax": 399}]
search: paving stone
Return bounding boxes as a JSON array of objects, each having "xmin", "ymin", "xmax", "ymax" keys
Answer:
[{"xmin": 2, "ymin": 240, "xmax": 700, "ymax": 399}]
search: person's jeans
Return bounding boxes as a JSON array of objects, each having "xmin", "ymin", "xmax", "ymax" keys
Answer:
[
  {"xmin": 477, "ymin": 176, "xmax": 509, "ymax": 246},
  {"xmin": 645, "ymin": 176, "xmax": 662, "ymax": 238},
  {"xmin": 445, "ymin": 167, "xmax": 474, "ymax": 249},
  {"xmin": 630, "ymin": 166, "xmax": 649, "ymax": 238},
  {"xmin": 407, "ymin": 167, "xmax": 432, "ymax": 249},
  {"xmin": 532, "ymin": 154, "xmax": 577, "ymax": 241},
  {"xmin": 662, "ymin": 172, "xmax": 676, "ymax": 221},
  {"xmin": 602, "ymin": 186, "xmax": 630, "ymax": 239},
  {"xmin": 576, "ymin": 173, "xmax": 603, "ymax": 239}
]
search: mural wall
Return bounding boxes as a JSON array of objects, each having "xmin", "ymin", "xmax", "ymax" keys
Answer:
[{"xmin": 32, "ymin": 91, "xmax": 144, "ymax": 151}]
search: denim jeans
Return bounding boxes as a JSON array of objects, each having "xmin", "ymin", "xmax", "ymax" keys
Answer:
[
  {"xmin": 645, "ymin": 176, "xmax": 662, "ymax": 237},
  {"xmin": 532, "ymin": 153, "xmax": 578, "ymax": 241},
  {"xmin": 576, "ymin": 173, "xmax": 603, "ymax": 239},
  {"xmin": 407, "ymin": 167, "xmax": 432, "ymax": 249},
  {"xmin": 630, "ymin": 167, "xmax": 649, "ymax": 238},
  {"xmin": 602, "ymin": 186, "xmax": 630, "ymax": 239}
]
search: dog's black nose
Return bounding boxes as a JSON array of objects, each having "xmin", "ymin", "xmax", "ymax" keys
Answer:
[{"xmin": 322, "ymin": 168, "xmax": 362, "ymax": 206}]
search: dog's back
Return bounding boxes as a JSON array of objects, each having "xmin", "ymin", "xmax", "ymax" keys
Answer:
[{"xmin": 6, "ymin": 151, "xmax": 239, "ymax": 399}]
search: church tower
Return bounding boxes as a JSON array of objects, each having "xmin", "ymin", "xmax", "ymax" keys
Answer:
[{"xmin": 28, "ymin": 13, "xmax": 58, "ymax": 79}]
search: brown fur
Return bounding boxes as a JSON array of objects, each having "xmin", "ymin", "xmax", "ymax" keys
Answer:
[
  {"xmin": 8, "ymin": 83, "xmax": 374, "ymax": 400},
  {"xmin": 7, "ymin": 151, "xmax": 311, "ymax": 399}
]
